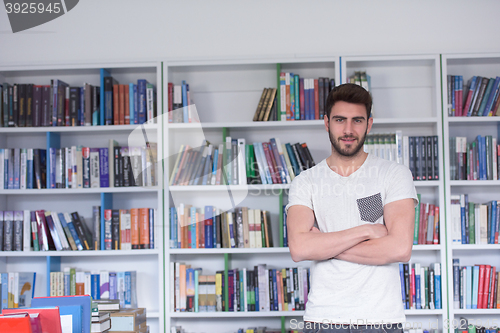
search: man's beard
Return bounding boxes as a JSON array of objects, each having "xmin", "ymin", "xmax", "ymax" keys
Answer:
[{"xmin": 329, "ymin": 127, "xmax": 368, "ymax": 157}]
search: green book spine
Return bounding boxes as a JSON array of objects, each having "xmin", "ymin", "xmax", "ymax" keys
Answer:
[
  {"xmin": 424, "ymin": 266, "xmax": 429, "ymax": 309},
  {"xmin": 245, "ymin": 144, "xmax": 253, "ymax": 180},
  {"xmin": 469, "ymin": 202, "xmax": 475, "ymax": 244},
  {"xmin": 414, "ymin": 193, "xmax": 422, "ymax": 244},
  {"xmin": 194, "ymin": 269, "xmax": 199, "ymax": 312},
  {"xmin": 294, "ymin": 75, "xmax": 300, "ymax": 120}
]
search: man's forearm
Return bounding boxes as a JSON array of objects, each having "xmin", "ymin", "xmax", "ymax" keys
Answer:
[
  {"xmin": 334, "ymin": 234, "xmax": 412, "ymax": 265},
  {"xmin": 289, "ymin": 225, "xmax": 372, "ymax": 262}
]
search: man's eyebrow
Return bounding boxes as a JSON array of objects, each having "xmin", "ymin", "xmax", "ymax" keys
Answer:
[{"xmin": 331, "ymin": 115, "xmax": 366, "ymax": 120}]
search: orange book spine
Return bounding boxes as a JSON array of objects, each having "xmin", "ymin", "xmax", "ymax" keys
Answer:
[
  {"xmin": 139, "ymin": 208, "xmax": 150, "ymax": 249},
  {"xmin": 130, "ymin": 208, "xmax": 140, "ymax": 249},
  {"xmin": 113, "ymin": 84, "xmax": 119, "ymax": 125}
]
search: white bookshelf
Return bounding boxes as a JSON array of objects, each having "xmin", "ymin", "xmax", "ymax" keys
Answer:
[
  {"xmin": 442, "ymin": 53, "xmax": 500, "ymax": 333},
  {"xmin": 164, "ymin": 54, "xmax": 448, "ymax": 333},
  {"xmin": 0, "ymin": 61, "xmax": 164, "ymax": 333}
]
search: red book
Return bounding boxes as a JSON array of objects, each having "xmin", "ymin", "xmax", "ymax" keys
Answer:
[
  {"xmin": 113, "ymin": 84, "xmax": 119, "ymax": 125},
  {"xmin": 489, "ymin": 266, "xmax": 496, "ymax": 308},
  {"xmin": 483, "ymin": 265, "xmax": 491, "ymax": 308},
  {"xmin": 314, "ymin": 79, "xmax": 319, "ymax": 120},
  {"xmin": 418, "ymin": 203, "xmax": 427, "ymax": 245},
  {"xmin": 262, "ymin": 142, "xmax": 280, "ymax": 184},
  {"xmin": 478, "ymin": 264, "xmax": 486, "ymax": 308},
  {"xmin": 285, "ymin": 73, "xmax": 291, "ymax": 120},
  {"xmin": 119, "ymin": 84, "xmax": 125, "ymax": 125},
  {"xmin": 433, "ymin": 206, "xmax": 440, "ymax": 244},
  {"xmin": 410, "ymin": 267, "xmax": 416, "ymax": 309},
  {"xmin": 0, "ymin": 313, "xmax": 33, "ymax": 333},
  {"xmin": 299, "ymin": 78, "xmax": 305, "ymax": 120},
  {"xmin": 168, "ymin": 82, "xmax": 174, "ymax": 122},
  {"xmin": 2, "ymin": 307, "xmax": 62, "ymax": 333},
  {"xmin": 426, "ymin": 204, "xmax": 435, "ymax": 244},
  {"xmin": 463, "ymin": 81, "xmax": 475, "ymax": 116}
]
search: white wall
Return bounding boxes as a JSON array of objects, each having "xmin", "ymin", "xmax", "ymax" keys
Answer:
[{"xmin": 1, "ymin": 0, "xmax": 500, "ymax": 65}]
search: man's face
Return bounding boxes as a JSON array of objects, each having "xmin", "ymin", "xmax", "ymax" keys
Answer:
[{"xmin": 324, "ymin": 101, "xmax": 373, "ymax": 157}]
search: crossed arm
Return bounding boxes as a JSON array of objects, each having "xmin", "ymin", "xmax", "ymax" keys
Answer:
[{"xmin": 287, "ymin": 198, "xmax": 415, "ymax": 265}]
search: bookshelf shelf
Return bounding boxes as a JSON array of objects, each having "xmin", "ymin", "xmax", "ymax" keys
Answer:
[
  {"xmin": 0, "ymin": 123, "xmax": 158, "ymax": 134},
  {"xmin": 169, "ymin": 311, "xmax": 305, "ymax": 318},
  {"xmin": 169, "ymin": 184, "xmax": 290, "ymax": 192},
  {"xmin": 1, "ymin": 249, "xmax": 160, "ymax": 257},
  {"xmin": 451, "ymin": 244, "xmax": 500, "ymax": 250},
  {"xmin": 412, "ymin": 245, "xmax": 442, "ymax": 251},
  {"xmin": 449, "ymin": 180, "xmax": 500, "ymax": 186},
  {"xmin": 0, "ymin": 187, "xmax": 160, "ymax": 195},
  {"xmin": 404, "ymin": 309, "xmax": 445, "ymax": 315},
  {"xmin": 448, "ymin": 117, "xmax": 500, "ymax": 123},
  {"xmin": 413, "ymin": 181, "xmax": 440, "ymax": 187},
  {"xmin": 453, "ymin": 309, "xmax": 500, "ymax": 315},
  {"xmin": 169, "ymin": 248, "xmax": 290, "ymax": 255}
]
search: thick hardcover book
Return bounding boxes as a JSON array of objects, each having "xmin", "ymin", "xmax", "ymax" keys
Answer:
[
  {"xmin": 69, "ymin": 87, "xmax": 80, "ymax": 126},
  {"xmin": 82, "ymin": 147, "xmax": 91, "ymax": 188},
  {"xmin": 253, "ymin": 88, "xmax": 269, "ymax": 121},
  {"xmin": 112, "ymin": 209, "xmax": 120, "ymax": 250},
  {"xmin": 26, "ymin": 84, "xmax": 34, "ymax": 127},
  {"xmin": 90, "ymin": 148, "xmax": 100, "ymax": 188},
  {"xmin": 260, "ymin": 88, "xmax": 277, "ymax": 122},
  {"xmin": 99, "ymin": 148, "xmax": 109, "ymax": 187},
  {"xmin": 104, "ymin": 209, "xmax": 113, "ymax": 250},
  {"xmin": 137, "ymin": 79, "xmax": 148, "ymax": 124},
  {"xmin": 71, "ymin": 212, "xmax": 92, "ymax": 250},
  {"xmin": 104, "ymin": 76, "xmax": 118, "ymax": 125}
]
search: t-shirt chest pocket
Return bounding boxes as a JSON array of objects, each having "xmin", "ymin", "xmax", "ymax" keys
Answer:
[{"xmin": 356, "ymin": 192, "xmax": 384, "ymax": 223}]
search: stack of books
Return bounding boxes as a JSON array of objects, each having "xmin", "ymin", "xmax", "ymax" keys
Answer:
[{"xmin": 447, "ymin": 75, "xmax": 500, "ymax": 117}]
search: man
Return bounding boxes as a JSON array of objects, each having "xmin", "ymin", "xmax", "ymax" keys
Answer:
[{"xmin": 286, "ymin": 83, "xmax": 418, "ymax": 332}]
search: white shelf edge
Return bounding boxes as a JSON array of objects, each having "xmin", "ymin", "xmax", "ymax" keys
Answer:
[
  {"xmin": 167, "ymin": 118, "xmax": 438, "ymax": 130},
  {"xmin": 404, "ymin": 309, "xmax": 444, "ymax": 315},
  {"xmin": 169, "ymin": 310, "xmax": 305, "ymax": 318},
  {"xmin": 412, "ymin": 245, "xmax": 442, "ymax": 251},
  {"xmin": 0, "ymin": 187, "xmax": 160, "ymax": 195},
  {"xmin": 449, "ymin": 180, "xmax": 500, "ymax": 186},
  {"xmin": 453, "ymin": 309, "xmax": 500, "ymax": 315},
  {"xmin": 447, "ymin": 117, "xmax": 500, "ymax": 123},
  {"xmin": 169, "ymin": 184, "xmax": 290, "ymax": 192},
  {"xmin": 452, "ymin": 244, "xmax": 500, "ymax": 250},
  {"xmin": 169, "ymin": 248, "xmax": 290, "ymax": 255},
  {"xmin": 0, "ymin": 124, "xmax": 158, "ymax": 134},
  {"xmin": 1, "ymin": 249, "xmax": 160, "ymax": 257},
  {"xmin": 414, "ymin": 181, "xmax": 440, "ymax": 187}
]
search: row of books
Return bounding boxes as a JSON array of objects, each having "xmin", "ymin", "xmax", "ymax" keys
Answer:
[
  {"xmin": 170, "ymin": 205, "xmax": 276, "ymax": 249},
  {"xmin": 399, "ymin": 262, "xmax": 442, "ymax": 310},
  {"xmin": 0, "ymin": 272, "xmax": 36, "ymax": 310},
  {"xmin": 450, "ymin": 136, "xmax": 499, "ymax": 181},
  {"xmin": 167, "ymin": 81, "xmax": 195, "ymax": 123},
  {"xmin": 0, "ymin": 143, "xmax": 158, "ymax": 190},
  {"xmin": 0, "ymin": 79, "xmax": 156, "ymax": 127},
  {"xmin": 414, "ymin": 196, "xmax": 440, "ymax": 245},
  {"xmin": 453, "ymin": 260, "xmax": 500, "ymax": 309},
  {"xmin": 49, "ymin": 269, "xmax": 138, "ymax": 309},
  {"xmin": 447, "ymin": 75, "xmax": 500, "ymax": 117},
  {"xmin": 169, "ymin": 138, "xmax": 315, "ymax": 186},
  {"xmin": 171, "ymin": 263, "xmax": 309, "ymax": 313},
  {"xmin": 450, "ymin": 195, "xmax": 499, "ymax": 244},
  {"xmin": 0, "ymin": 210, "xmax": 93, "ymax": 252},
  {"xmin": 455, "ymin": 324, "xmax": 499, "ymax": 333},
  {"xmin": 364, "ymin": 133, "xmax": 440, "ymax": 181},
  {"xmin": 278, "ymin": 73, "xmax": 336, "ymax": 121}
]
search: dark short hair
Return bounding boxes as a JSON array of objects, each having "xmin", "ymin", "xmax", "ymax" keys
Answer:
[{"xmin": 325, "ymin": 83, "xmax": 372, "ymax": 119}]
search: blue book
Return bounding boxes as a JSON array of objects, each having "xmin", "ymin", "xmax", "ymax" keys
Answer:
[
  {"xmin": 58, "ymin": 212, "xmax": 83, "ymax": 251},
  {"xmin": 27, "ymin": 149, "xmax": 34, "ymax": 189},
  {"xmin": 13, "ymin": 148, "xmax": 20, "ymax": 189},
  {"xmin": 472, "ymin": 265, "xmax": 479, "ymax": 309},
  {"xmin": 212, "ymin": 148, "xmax": 218, "ymax": 183},
  {"xmin": 137, "ymin": 79, "xmax": 148, "ymax": 124},
  {"xmin": 205, "ymin": 205, "xmax": 213, "ymax": 249},
  {"xmin": 109, "ymin": 272, "xmax": 117, "ymax": 300},
  {"xmin": 490, "ymin": 201, "xmax": 497, "ymax": 244},
  {"xmin": 434, "ymin": 263, "xmax": 441, "ymax": 309},
  {"xmin": 149, "ymin": 208, "xmax": 154, "ymax": 249},
  {"xmin": 452, "ymin": 258, "xmax": 460, "ymax": 308},
  {"xmin": 170, "ymin": 207, "xmax": 177, "ymax": 249},
  {"xmin": 129, "ymin": 83, "xmax": 135, "ymax": 125},
  {"xmin": 285, "ymin": 143, "xmax": 300, "ymax": 176},
  {"xmin": 415, "ymin": 265, "xmax": 421, "ymax": 309},
  {"xmin": 190, "ymin": 207, "xmax": 197, "ymax": 249},
  {"xmin": 31, "ymin": 295, "xmax": 91, "ymax": 333},
  {"xmin": 481, "ymin": 136, "xmax": 487, "ymax": 180},
  {"xmin": 99, "ymin": 148, "xmax": 109, "ymax": 188},
  {"xmin": 399, "ymin": 263, "xmax": 405, "ymax": 307},
  {"xmin": 272, "ymin": 269, "xmax": 278, "ymax": 311},
  {"xmin": 466, "ymin": 266, "xmax": 472, "ymax": 309},
  {"xmin": 0, "ymin": 273, "xmax": 7, "ymax": 311},
  {"xmin": 49, "ymin": 147, "xmax": 57, "ymax": 188},
  {"xmin": 91, "ymin": 273, "xmax": 100, "ymax": 300},
  {"xmin": 2, "ymin": 149, "xmax": 7, "ymax": 189},
  {"xmin": 133, "ymin": 84, "xmax": 139, "ymax": 124},
  {"xmin": 478, "ymin": 78, "xmax": 496, "ymax": 116},
  {"xmin": 460, "ymin": 194, "xmax": 466, "ymax": 244}
]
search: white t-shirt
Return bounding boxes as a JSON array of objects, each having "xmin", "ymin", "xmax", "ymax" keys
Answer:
[{"xmin": 286, "ymin": 153, "xmax": 418, "ymax": 324}]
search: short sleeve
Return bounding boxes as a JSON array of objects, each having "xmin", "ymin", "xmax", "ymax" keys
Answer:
[
  {"xmin": 285, "ymin": 172, "xmax": 314, "ymax": 213},
  {"xmin": 384, "ymin": 163, "xmax": 419, "ymax": 207}
]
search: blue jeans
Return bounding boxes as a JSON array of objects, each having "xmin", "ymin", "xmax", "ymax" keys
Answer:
[{"xmin": 303, "ymin": 322, "xmax": 403, "ymax": 333}]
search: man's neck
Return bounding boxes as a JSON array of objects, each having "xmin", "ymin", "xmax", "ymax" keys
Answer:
[{"xmin": 326, "ymin": 151, "xmax": 369, "ymax": 177}]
